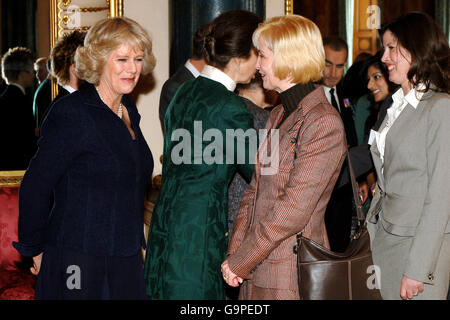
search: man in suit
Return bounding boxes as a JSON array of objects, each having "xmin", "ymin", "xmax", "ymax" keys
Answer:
[
  {"xmin": 38, "ymin": 30, "xmax": 86, "ymax": 127},
  {"xmin": 0, "ymin": 56, "xmax": 6, "ymax": 95},
  {"xmin": 0, "ymin": 47, "xmax": 36, "ymax": 170},
  {"xmin": 321, "ymin": 36, "xmax": 360, "ymax": 252},
  {"xmin": 32, "ymin": 57, "xmax": 52, "ymax": 130},
  {"xmin": 158, "ymin": 24, "xmax": 209, "ymax": 132}
]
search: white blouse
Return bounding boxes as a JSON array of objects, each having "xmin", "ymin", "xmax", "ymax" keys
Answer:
[{"xmin": 374, "ymin": 84, "xmax": 425, "ymax": 167}]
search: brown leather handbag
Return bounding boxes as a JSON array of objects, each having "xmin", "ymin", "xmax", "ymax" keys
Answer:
[{"xmin": 294, "ymin": 151, "xmax": 382, "ymax": 300}]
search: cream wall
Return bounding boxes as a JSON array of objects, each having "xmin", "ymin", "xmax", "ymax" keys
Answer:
[
  {"xmin": 124, "ymin": 0, "xmax": 285, "ymax": 176},
  {"xmin": 123, "ymin": 0, "xmax": 169, "ymax": 175}
]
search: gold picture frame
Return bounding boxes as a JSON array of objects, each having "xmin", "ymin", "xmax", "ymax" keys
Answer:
[
  {"xmin": 0, "ymin": 171, "xmax": 26, "ymax": 187},
  {"xmin": 50, "ymin": 0, "xmax": 123, "ymax": 98},
  {"xmin": 285, "ymin": 0, "xmax": 294, "ymax": 15}
]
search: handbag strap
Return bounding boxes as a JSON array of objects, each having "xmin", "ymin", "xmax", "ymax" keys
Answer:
[{"xmin": 346, "ymin": 147, "xmax": 365, "ymax": 225}]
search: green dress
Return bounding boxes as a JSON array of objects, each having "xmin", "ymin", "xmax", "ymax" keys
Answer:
[{"xmin": 144, "ymin": 75, "xmax": 255, "ymax": 300}]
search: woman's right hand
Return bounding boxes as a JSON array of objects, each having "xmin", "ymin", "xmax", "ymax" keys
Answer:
[{"xmin": 30, "ymin": 253, "xmax": 43, "ymax": 275}]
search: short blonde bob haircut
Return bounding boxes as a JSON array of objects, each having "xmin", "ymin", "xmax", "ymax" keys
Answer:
[
  {"xmin": 252, "ymin": 15, "xmax": 324, "ymax": 84},
  {"xmin": 75, "ymin": 17, "xmax": 156, "ymax": 85}
]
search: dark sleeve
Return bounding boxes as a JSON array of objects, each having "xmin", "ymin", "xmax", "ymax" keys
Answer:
[
  {"xmin": 12, "ymin": 102, "xmax": 82, "ymax": 257},
  {"xmin": 159, "ymin": 80, "xmax": 180, "ymax": 132},
  {"xmin": 336, "ymin": 143, "xmax": 373, "ymax": 188}
]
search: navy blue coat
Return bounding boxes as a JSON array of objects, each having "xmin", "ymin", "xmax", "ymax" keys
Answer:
[{"xmin": 13, "ymin": 83, "xmax": 153, "ymax": 258}]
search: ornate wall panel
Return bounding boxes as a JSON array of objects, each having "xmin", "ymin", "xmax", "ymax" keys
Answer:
[
  {"xmin": 49, "ymin": 0, "xmax": 123, "ymax": 97},
  {"xmin": 353, "ymin": 0, "xmax": 380, "ymax": 59}
]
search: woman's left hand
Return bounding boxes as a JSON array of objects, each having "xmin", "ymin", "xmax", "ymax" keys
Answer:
[{"xmin": 400, "ymin": 275, "xmax": 424, "ymax": 299}]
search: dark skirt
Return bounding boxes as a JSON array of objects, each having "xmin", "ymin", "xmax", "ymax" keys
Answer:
[{"xmin": 35, "ymin": 245, "xmax": 146, "ymax": 300}]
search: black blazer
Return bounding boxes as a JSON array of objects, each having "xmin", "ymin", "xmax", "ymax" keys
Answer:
[
  {"xmin": 13, "ymin": 83, "xmax": 153, "ymax": 257},
  {"xmin": 336, "ymin": 83, "xmax": 358, "ymax": 147},
  {"xmin": 0, "ymin": 84, "xmax": 36, "ymax": 170},
  {"xmin": 33, "ymin": 78, "xmax": 52, "ymax": 127},
  {"xmin": 158, "ymin": 65, "xmax": 195, "ymax": 131}
]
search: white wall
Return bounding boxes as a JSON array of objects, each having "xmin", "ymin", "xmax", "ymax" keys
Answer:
[
  {"xmin": 266, "ymin": 0, "xmax": 285, "ymax": 19},
  {"xmin": 124, "ymin": 0, "xmax": 285, "ymax": 176},
  {"xmin": 124, "ymin": 0, "xmax": 169, "ymax": 175}
]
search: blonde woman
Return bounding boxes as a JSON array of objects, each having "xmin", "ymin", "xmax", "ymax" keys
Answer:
[
  {"xmin": 13, "ymin": 17, "xmax": 156, "ymax": 299},
  {"xmin": 222, "ymin": 15, "xmax": 346, "ymax": 299}
]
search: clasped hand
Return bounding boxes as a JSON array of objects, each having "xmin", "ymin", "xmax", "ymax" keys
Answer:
[{"xmin": 221, "ymin": 260, "xmax": 243, "ymax": 287}]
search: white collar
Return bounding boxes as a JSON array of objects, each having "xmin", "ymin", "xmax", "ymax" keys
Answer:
[
  {"xmin": 9, "ymin": 82, "xmax": 26, "ymax": 95},
  {"xmin": 391, "ymin": 83, "xmax": 426, "ymax": 109},
  {"xmin": 200, "ymin": 65, "xmax": 236, "ymax": 92},
  {"xmin": 62, "ymin": 85, "xmax": 77, "ymax": 94},
  {"xmin": 185, "ymin": 60, "xmax": 201, "ymax": 78},
  {"xmin": 321, "ymin": 85, "xmax": 335, "ymax": 92}
]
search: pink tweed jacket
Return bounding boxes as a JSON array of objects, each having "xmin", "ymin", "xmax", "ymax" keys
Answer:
[{"xmin": 227, "ymin": 87, "xmax": 346, "ymax": 298}]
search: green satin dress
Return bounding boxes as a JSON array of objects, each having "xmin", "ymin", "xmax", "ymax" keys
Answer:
[{"xmin": 144, "ymin": 75, "xmax": 255, "ymax": 299}]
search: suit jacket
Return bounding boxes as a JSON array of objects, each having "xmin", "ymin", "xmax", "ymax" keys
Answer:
[
  {"xmin": 0, "ymin": 80, "xmax": 6, "ymax": 95},
  {"xmin": 336, "ymin": 83, "xmax": 358, "ymax": 147},
  {"xmin": 0, "ymin": 84, "xmax": 36, "ymax": 170},
  {"xmin": 144, "ymin": 76, "xmax": 255, "ymax": 300},
  {"xmin": 367, "ymin": 90, "xmax": 450, "ymax": 284},
  {"xmin": 158, "ymin": 65, "xmax": 195, "ymax": 131},
  {"xmin": 13, "ymin": 83, "xmax": 153, "ymax": 258},
  {"xmin": 227, "ymin": 87, "xmax": 346, "ymax": 296},
  {"xmin": 33, "ymin": 78, "xmax": 52, "ymax": 128},
  {"xmin": 323, "ymin": 84, "xmax": 359, "ymax": 252},
  {"xmin": 39, "ymin": 86, "xmax": 70, "ymax": 127}
]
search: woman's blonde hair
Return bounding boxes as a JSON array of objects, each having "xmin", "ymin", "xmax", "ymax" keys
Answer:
[
  {"xmin": 75, "ymin": 17, "xmax": 156, "ymax": 85},
  {"xmin": 252, "ymin": 15, "xmax": 324, "ymax": 84}
]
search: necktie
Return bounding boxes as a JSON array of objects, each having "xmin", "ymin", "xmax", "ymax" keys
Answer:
[{"xmin": 329, "ymin": 88, "xmax": 340, "ymax": 113}]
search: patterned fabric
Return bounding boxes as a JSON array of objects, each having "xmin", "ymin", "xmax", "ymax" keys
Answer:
[
  {"xmin": 227, "ymin": 98, "xmax": 269, "ymax": 239},
  {"xmin": 227, "ymin": 87, "xmax": 347, "ymax": 299},
  {"xmin": 144, "ymin": 77, "xmax": 255, "ymax": 300}
]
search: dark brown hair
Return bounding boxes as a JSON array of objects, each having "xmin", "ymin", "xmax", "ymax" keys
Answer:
[
  {"xmin": 323, "ymin": 36, "xmax": 348, "ymax": 60},
  {"xmin": 192, "ymin": 24, "xmax": 210, "ymax": 60},
  {"xmin": 203, "ymin": 10, "xmax": 261, "ymax": 69},
  {"xmin": 1, "ymin": 47, "xmax": 34, "ymax": 83},
  {"xmin": 381, "ymin": 12, "xmax": 450, "ymax": 94},
  {"xmin": 365, "ymin": 51, "xmax": 399, "ymax": 94},
  {"xmin": 51, "ymin": 30, "xmax": 86, "ymax": 85}
]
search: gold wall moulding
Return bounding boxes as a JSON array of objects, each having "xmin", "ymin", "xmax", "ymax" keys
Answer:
[
  {"xmin": 67, "ymin": 6, "xmax": 109, "ymax": 13},
  {"xmin": 50, "ymin": 0, "xmax": 123, "ymax": 99},
  {"xmin": 0, "ymin": 171, "xmax": 26, "ymax": 187},
  {"xmin": 285, "ymin": 0, "xmax": 293, "ymax": 15}
]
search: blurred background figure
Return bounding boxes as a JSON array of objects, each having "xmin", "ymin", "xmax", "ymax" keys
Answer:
[
  {"xmin": 0, "ymin": 47, "xmax": 36, "ymax": 170},
  {"xmin": 49, "ymin": 30, "xmax": 86, "ymax": 103},
  {"xmin": 320, "ymin": 36, "xmax": 359, "ymax": 253},
  {"xmin": 158, "ymin": 24, "xmax": 209, "ymax": 132},
  {"xmin": 0, "ymin": 55, "xmax": 7, "ymax": 95},
  {"xmin": 364, "ymin": 51, "xmax": 399, "ymax": 139},
  {"xmin": 342, "ymin": 52, "xmax": 371, "ymax": 145},
  {"xmin": 32, "ymin": 57, "xmax": 52, "ymax": 132},
  {"xmin": 34, "ymin": 57, "xmax": 49, "ymax": 84}
]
